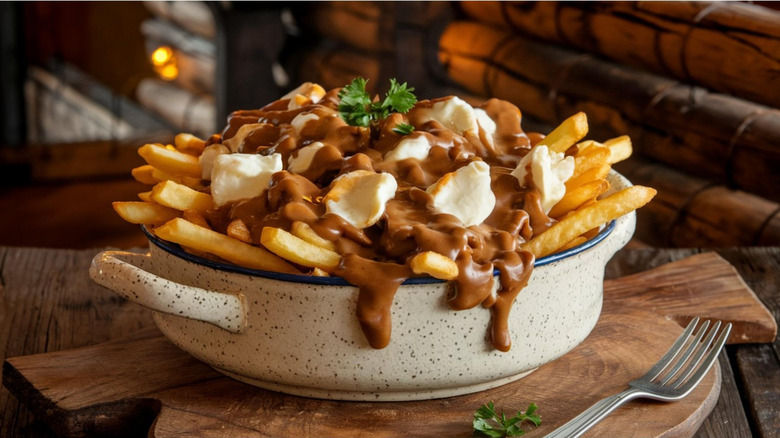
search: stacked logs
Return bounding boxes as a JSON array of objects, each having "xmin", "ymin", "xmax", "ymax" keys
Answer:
[
  {"xmin": 459, "ymin": 1, "xmax": 780, "ymax": 109},
  {"xmin": 288, "ymin": 2, "xmax": 451, "ymax": 96},
  {"xmin": 440, "ymin": 3, "xmax": 780, "ymax": 247}
]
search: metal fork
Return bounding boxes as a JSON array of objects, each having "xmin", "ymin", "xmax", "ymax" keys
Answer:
[{"xmin": 542, "ymin": 317, "xmax": 732, "ymax": 438}]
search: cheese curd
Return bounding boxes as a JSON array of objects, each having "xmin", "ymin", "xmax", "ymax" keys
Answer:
[
  {"xmin": 288, "ymin": 142, "xmax": 326, "ymax": 174},
  {"xmin": 199, "ymin": 144, "xmax": 229, "ymax": 180},
  {"xmin": 426, "ymin": 160, "xmax": 495, "ymax": 227},
  {"xmin": 290, "ymin": 112, "xmax": 320, "ymax": 135},
  {"xmin": 418, "ymin": 96, "xmax": 479, "ymax": 135},
  {"xmin": 210, "ymin": 153, "xmax": 283, "ymax": 207},
  {"xmin": 383, "ymin": 134, "xmax": 433, "ymax": 164},
  {"xmin": 324, "ymin": 170, "xmax": 398, "ymax": 229},
  {"xmin": 511, "ymin": 145, "xmax": 575, "ymax": 214}
]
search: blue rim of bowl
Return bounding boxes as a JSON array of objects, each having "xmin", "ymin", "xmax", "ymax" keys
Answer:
[{"xmin": 143, "ymin": 220, "xmax": 614, "ymax": 285}]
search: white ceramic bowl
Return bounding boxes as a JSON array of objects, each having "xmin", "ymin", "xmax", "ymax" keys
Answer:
[{"xmin": 90, "ymin": 172, "xmax": 635, "ymax": 401}]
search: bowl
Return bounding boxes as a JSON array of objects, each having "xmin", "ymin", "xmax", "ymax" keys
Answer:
[{"xmin": 90, "ymin": 171, "xmax": 635, "ymax": 401}]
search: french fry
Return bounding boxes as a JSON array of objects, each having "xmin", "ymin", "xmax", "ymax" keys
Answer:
[
  {"xmin": 565, "ymin": 163, "xmax": 611, "ymax": 191},
  {"xmin": 575, "ymin": 139, "xmax": 600, "ymax": 153},
  {"xmin": 291, "ymin": 221, "xmax": 336, "ymax": 251},
  {"xmin": 522, "ymin": 185, "xmax": 656, "ymax": 258},
  {"xmin": 151, "ymin": 180, "xmax": 213, "ymax": 212},
  {"xmin": 174, "ymin": 133, "xmax": 206, "ymax": 155},
  {"xmin": 554, "ymin": 236, "xmax": 588, "ymax": 254},
  {"xmin": 138, "ymin": 191, "xmax": 153, "ymax": 202},
  {"xmin": 550, "ymin": 179, "xmax": 610, "ymax": 218},
  {"xmin": 227, "ymin": 219, "xmax": 253, "ymax": 244},
  {"xmin": 311, "ymin": 267, "xmax": 330, "ymax": 277},
  {"xmin": 572, "ymin": 146, "xmax": 611, "ymax": 178},
  {"xmin": 156, "ymin": 218, "xmax": 299, "ymax": 273},
  {"xmin": 113, "ymin": 201, "xmax": 179, "ymax": 225},
  {"xmin": 182, "ymin": 209, "xmax": 211, "ymax": 229},
  {"xmin": 150, "ymin": 168, "xmax": 205, "ymax": 191},
  {"xmin": 138, "ymin": 143, "xmax": 202, "ymax": 178},
  {"xmin": 131, "ymin": 164, "xmax": 159, "ymax": 185},
  {"xmin": 260, "ymin": 227, "xmax": 341, "ymax": 270},
  {"xmin": 537, "ymin": 112, "xmax": 588, "ymax": 154},
  {"xmin": 604, "ymin": 135, "xmax": 632, "ymax": 164},
  {"xmin": 410, "ymin": 251, "xmax": 459, "ymax": 280}
]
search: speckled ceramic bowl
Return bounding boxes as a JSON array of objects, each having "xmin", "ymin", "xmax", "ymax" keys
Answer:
[{"xmin": 90, "ymin": 172, "xmax": 635, "ymax": 401}]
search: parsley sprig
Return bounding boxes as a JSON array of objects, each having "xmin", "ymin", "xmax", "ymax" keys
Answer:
[
  {"xmin": 473, "ymin": 402, "xmax": 541, "ymax": 437},
  {"xmin": 392, "ymin": 123, "xmax": 415, "ymax": 135},
  {"xmin": 337, "ymin": 77, "xmax": 417, "ymax": 128}
]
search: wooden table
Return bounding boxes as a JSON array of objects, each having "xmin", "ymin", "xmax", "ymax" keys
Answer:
[{"xmin": 0, "ymin": 246, "xmax": 777, "ymax": 438}]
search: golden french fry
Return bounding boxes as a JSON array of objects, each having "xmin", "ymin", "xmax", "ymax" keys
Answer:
[
  {"xmin": 575, "ymin": 139, "xmax": 600, "ymax": 153},
  {"xmin": 565, "ymin": 163, "xmax": 611, "ymax": 191},
  {"xmin": 227, "ymin": 219, "xmax": 253, "ymax": 244},
  {"xmin": 522, "ymin": 185, "xmax": 656, "ymax": 258},
  {"xmin": 174, "ymin": 133, "xmax": 206, "ymax": 155},
  {"xmin": 138, "ymin": 191, "xmax": 153, "ymax": 202},
  {"xmin": 156, "ymin": 218, "xmax": 299, "ymax": 273},
  {"xmin": 113, "ymin": 201, "xmax": 179, "ymax": 225},
  {"xmin": 311, "ymin": 267, "xmax": 330, "ymax": 277},
  {"xmin": 538, "ymin": 112, "xmax": 588, "ymax": 154},
  {"xmin": 150, "ymin": 167, "xmax": 205, "ymax": 190},
  {"xmin": 604, "ymin": 135, "xmax": 632, "ymax": 164},
  {"xmin": 260, "ymin": 227, "xmax": 341, "ymax": 270},
  {"xmin": 550, "ymin": 179, "xmax": 610, "ymax": 219},
  {"xmin": 410, "ymin": 251, "xmax": 459, "ymax": 280},
  {"xmin": 131, "ymin": 164, "xmax": 159, "ymax": 185},
  {"xmin": 554, "ymin": 236, "xmax": 588, "ymax": 254},
  {"xmin": 182, "ymin": 209, "xmax": 211, "ymax": 229},
  {"xmin": 138, "ymin": 143, "xmax": 201, "ymax": 178},
  {"xmin": 291, "ymin": 221, "xmax": 336, "ymax": 251},
  {"xmin": 572, "ymin": 146, "xmax": 610, "ymax": 178},
  {"xmin": 151, "ymin": 180, "xmax": 213, "ymax": 212}
]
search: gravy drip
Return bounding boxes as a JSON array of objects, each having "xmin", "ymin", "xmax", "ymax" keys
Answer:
[{"xmin": 204, "ymin": 92, "xmax": 554, "ymax": 351}]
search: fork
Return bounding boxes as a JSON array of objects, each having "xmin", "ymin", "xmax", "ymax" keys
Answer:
[{"xmin": 542, "ymin": 317, "xmax": 732, "ymax": 438}]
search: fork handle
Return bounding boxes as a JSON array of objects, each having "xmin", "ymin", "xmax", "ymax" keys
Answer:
[{"xmin": 542, "ymin": 388, "xmax": 644, "ymax": 438}]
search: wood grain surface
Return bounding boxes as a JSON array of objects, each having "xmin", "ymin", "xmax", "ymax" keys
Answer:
[{"xmin": 2, "ymin": 251, "xmax": 776, "ymax": 438}]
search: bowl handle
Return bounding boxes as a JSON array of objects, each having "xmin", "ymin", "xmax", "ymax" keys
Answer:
[
  {"xmin": 604, "ymin": 210, "xmax": 637, "ymax": 261},
  {"xmin": 90, "ymin": 250, "xmax": 247, "ymax": 333}
]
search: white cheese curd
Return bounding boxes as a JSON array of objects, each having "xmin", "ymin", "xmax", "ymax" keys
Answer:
[
  {"xmin": 287, "ymin": 141, "xmax": 326, "ymax": 174},
  {"xmin": 290, "ymin": 112, "xmax": 320, "ymax": 135},
  {"xmin": 421, "ymin": 96, "xmax": 479, "ymax": 135},
  {"xmin": 324, "ymin": 170, "xmax": 398, "ymax": 229},
  {"xmin": 383, "ymin": 134, "xmax": 433, "ymax": 164},
  {"xmin": 282, "ymin": 82, "xmax": 326, "ymax": 110},
  {"xmin": 426, "ymin": 160, "xmax": 496, "ymax": 227},
  {"xmin": 199, "ymin": 144, "xmax": 229, "ymax": 180},
  {"xmin": 210, "ymin": 153, "xmax": 283, "ymax": 207},
  {"xmin": 223, "ymin": 123, "xmax": 263, "ymax": 153},
  {"xmin": 474, "ymin": 108, "xmax": 496, "ymax": 150},
  {"xmin": 511, "ymin": 145, "xmax": 575, "ymax": 214}
]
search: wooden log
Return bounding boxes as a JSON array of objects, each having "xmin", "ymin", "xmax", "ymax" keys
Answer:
[
  {"xmin": 438, "ymin": 21, "xmax": 780, "ymax": 203},
  {"xmin": 291, "ymin": 46, "xmax": 381, "ymax": 92},
  {"xmin": 296, "ymin": 2, "xmax": 387, "ymax": 53},
  {"xmin": 459, "ymin": 1, "xmax": 780, "ymax": 109},
  {"xmin": 295, "ymin": 2, "xmax": 451, "ymax": 53},
  {"xmin": 615, "ymin": 157, "xmax": 780, "ymax": 248}
]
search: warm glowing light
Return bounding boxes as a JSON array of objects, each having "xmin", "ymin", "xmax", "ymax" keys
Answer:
[
  {"xmin": 151, "ymin": 46, "xmax": 173, "ymax": 66},
  {"xmin": 159, "ymin": 64, "xmax": 179, "ymax": 81}
]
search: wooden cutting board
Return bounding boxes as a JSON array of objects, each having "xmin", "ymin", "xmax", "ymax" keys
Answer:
[{"xmin": 3, "ymin": 253, "xmax": 776, "ymax": 438}]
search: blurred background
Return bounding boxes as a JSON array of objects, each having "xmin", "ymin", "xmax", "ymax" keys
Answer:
[{"xmin": 0, "ymin": 1, "xmax": 779, "ymax": 249}]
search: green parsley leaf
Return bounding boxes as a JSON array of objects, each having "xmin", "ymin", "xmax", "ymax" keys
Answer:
[
  {"xmin": 382, "ymin": 78, "xmax": 417, "ymax": 114},
  {"xmin": 473, "ymin": 402, "xmax": 541, "ymax": 437},
  {"xmin": 392, "ymin": 123, "xmax": 415, "ymax": 136},
  {"xmin": 337, "ymin": 77, "xmax": 417, "ymax": 127}
]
